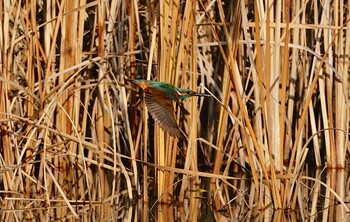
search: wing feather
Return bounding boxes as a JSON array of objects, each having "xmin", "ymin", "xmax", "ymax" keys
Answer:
[{"xmin": 144, "ymin": 92, "xmax": 183, "ymax": 138}]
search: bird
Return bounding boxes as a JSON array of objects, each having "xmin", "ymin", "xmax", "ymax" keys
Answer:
[{"xmin": 129, "ymin": 79, "xmax": 210, "ymax": 138}]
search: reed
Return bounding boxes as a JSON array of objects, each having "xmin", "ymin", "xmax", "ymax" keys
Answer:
[{"xmin": 0, "ymin": 0, "xmax": 349, "ymax": 221}]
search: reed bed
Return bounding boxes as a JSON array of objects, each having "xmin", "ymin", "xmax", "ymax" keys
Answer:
[{"xmin": 0, "ymin": 0, "xmax": 349, "ymax": 221}]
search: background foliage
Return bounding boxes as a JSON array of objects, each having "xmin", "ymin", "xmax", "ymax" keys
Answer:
[{"xmin": 0, "ymin": 0, "xmax": 349, "ymax": 221}]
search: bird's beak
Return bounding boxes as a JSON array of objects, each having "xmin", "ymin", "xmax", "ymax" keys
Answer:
[{"xmin": 193, "ymin": 92, "xmax": 211, "ymax": 97}]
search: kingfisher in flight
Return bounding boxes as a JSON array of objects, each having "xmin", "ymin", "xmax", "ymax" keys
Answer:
[{"xmin": 130, "ymin": 79, "xmax": 209, "ymax": 138}]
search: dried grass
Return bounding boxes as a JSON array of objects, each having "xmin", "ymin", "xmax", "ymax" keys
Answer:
[{"xmin": 0, "ymin": 0, "xmax": 349, "ymax": 221}]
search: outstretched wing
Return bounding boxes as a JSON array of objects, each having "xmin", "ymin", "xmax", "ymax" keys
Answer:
[
  {"xmin": 145, "ymin": 83, "xmax": 190, "ymax": 115},
  {"xmin": 144, "ymin": 92, "xmax": 183, "ymax": 138}
]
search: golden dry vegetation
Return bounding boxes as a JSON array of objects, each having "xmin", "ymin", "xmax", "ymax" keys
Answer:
[{"xmin": 0, "ymin": 0, "xmax": 349, "ymax": 221}]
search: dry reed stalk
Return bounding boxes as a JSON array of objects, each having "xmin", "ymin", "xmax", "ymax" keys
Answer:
[
  {"xmin": 174, "ymin": 0, "xmax": 199, "ymax": 207},
  {"xmin": 156, "ymin": 0, "xmax": 170, "ymax": 203},
  {"xmin": 334, "ymin": 0, "xmax": 349, "ymax": 168},
  {"xmin": 264, "ymin": 0, "xmax": 283, "ymax": 208},
  {"xmin": 279, "ymin": 0, "xmax": 290, "ymax": 173},
  {"xmin": 55, "ymin": 1, "xmax": 80, "ymax": 219},
  {"xmin": 186, "ymin": 13, "xmax": 201, "ymax": 221}
]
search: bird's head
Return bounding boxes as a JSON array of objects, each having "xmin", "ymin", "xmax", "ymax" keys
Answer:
[{"xmin": 176, "ymin": 88, "xmax": 210, "ymax": 99}]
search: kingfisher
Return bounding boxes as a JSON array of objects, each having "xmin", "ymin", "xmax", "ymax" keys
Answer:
[{"xmin": 130, "ymin": 79, "xmax": 209, "ymax": 138}]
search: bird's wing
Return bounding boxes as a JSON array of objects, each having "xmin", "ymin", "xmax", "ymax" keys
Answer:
[
  {"xmin": 146, "ymin": 84, "xmax": 190, "ymax": 115},
  {"xmin": 144, "ymin": 92, "xmax": 183, "ymax": 138}
]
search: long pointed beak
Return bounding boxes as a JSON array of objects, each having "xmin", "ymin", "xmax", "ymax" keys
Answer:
[{"xmin": 193, "ymin": 92, "xmax": 211, "ymax": 97}]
